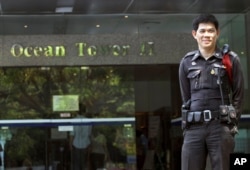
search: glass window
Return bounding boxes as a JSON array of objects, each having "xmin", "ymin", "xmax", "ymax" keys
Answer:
[
  {"xmin": 0, "ymin": 66, "xmax": 137, "ymax": 169},
  {"xmin": 0, "ymin": 67, "xmax": 135, "ymax": 120},
  {"xmin": 2, "ymin": 123, "xmax": 136, "ymax": 170}
]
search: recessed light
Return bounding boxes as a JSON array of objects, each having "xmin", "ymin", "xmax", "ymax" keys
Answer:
[{"xmin": 55, "ymin": 7, "xmax": 73, "ymax": 13}]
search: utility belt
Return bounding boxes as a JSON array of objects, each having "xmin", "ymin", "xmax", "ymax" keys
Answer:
[
  {"xmin": 182, "ymin": 105, "xmax": 237, "ymax": 129},
  {"xmin": 182, "ymin": 110, "xmax": 220, "ymax": 124}
]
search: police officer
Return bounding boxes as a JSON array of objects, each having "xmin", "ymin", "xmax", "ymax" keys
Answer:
[{"xmin": 179, "ymin": 14, "xmax": 244, "ymax": 170}]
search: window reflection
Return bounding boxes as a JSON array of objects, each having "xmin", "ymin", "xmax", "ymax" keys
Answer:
[
  {"xmin": 3, "ymin": 123, "xmax": 136, "ymax": 170},
  {"xmin": 0, "ymin": 66, "xmax": 136, "ymax": 169},
  {"xmin": 0, "ymin": 67, "xmax": 135, "ymax": 120}
]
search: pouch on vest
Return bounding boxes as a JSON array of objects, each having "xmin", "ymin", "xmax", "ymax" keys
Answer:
[
  {"xmin": 187, "ymin": 68, "xmax": 201, "ymax": 89},
  {"xmin": 194, "ymin": 112, "xmax": 202, "ymax": 122},
  {"xmin": 187, "ymin": 112, "xmax": 194, "ymax": 123}
]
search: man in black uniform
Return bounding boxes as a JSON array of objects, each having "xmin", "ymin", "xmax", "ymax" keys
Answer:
[{"xmin": 179, "ymin": 14, "xmax": 244, "ymax": 170}]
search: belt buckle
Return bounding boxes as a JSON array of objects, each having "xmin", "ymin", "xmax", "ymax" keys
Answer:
[{"xmin": 203, "ymin": 110, "xmax": 212, "ymax": 122}]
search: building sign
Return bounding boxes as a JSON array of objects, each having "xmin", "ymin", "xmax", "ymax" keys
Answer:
[
  {"xmin": 9, "ymin": 42, "xmax": 154, "ymax": 58},
  {"xmin": 0, "ymin": 34, "xmax": 195, "ymax": 66}
]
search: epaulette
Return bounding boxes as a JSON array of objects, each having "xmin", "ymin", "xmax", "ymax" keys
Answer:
[
  {"xmin": 183, "ymin": 50, "xmax": 197, "ymax": 58},
  {"xmin": 228, "ymin": 51, "xmax": 238, "ymax": 58}
]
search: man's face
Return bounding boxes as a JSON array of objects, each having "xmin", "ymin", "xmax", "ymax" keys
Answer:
[{"xmin": 192, "ymin": 22, "xmax": 219, "ymax": 50}]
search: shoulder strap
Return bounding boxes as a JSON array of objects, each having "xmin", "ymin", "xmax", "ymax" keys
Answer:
[
  {"xmin": 222, "ymin": 53, "xmax": 233, "ymax": 84},
  {"xmin": 183, "ymin": 50, "xmax": 197, "ymax": 58},
  {"xmin": 221, "ymin": 44, "xmax": 233, "ymax": 84}
]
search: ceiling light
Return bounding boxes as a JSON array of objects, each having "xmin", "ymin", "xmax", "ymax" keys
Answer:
[
  {"xmin": 55, "ymin": 7, "xmax": 73, "ymax": 13},
  {"xmin": 81, "ymin": 66, "xmax": 89, "ymax": 70}
]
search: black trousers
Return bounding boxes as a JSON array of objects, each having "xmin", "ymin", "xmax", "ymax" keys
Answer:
[
  {"xmin": 89, "ymin": 152, "xmax": 105, "ymax": 170},
  {"xmin": 72, "ymin": 146, "xmax": 89, "ymax": 170},
  {"xmin": 181, "ymin": 120, "xmax": 235, "ymax": 170}
]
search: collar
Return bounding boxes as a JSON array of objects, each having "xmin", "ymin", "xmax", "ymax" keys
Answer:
[{"xmin": 191, "ymin": 48, "xmax": 223, "ymax": 61}]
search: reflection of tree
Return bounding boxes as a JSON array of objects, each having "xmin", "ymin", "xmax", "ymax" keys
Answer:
[
  {"xmin": 0, "ymin": 67, "xmax": 134, "ymax": 118},
  {"xmin": 80, "ymin": 67, "xmax": 135, "ymax": 116},
  {"xmin": 0, "ymin": 66, "xmax": 135, "ymax": 164},
  {"xmin": 5, "ymin": 127, "xmax": 46, "ymax": 166}
]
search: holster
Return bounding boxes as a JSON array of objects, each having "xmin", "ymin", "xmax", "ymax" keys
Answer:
[
  {"xmin": 181, "ymin": 109, "xmax": 189, "ymax": 130},
  {"xmin": 181, "ymin": 100, "xmax": 191, "ymax": 130}
]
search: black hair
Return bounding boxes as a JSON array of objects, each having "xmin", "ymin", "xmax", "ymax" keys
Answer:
[
  {"xmin": 79, "ymin": 103, "xmax": 86, "ymax": 113},
  {"xmin": 192, "ymin": 14, "xmax": 219, "ymax": 31}
]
